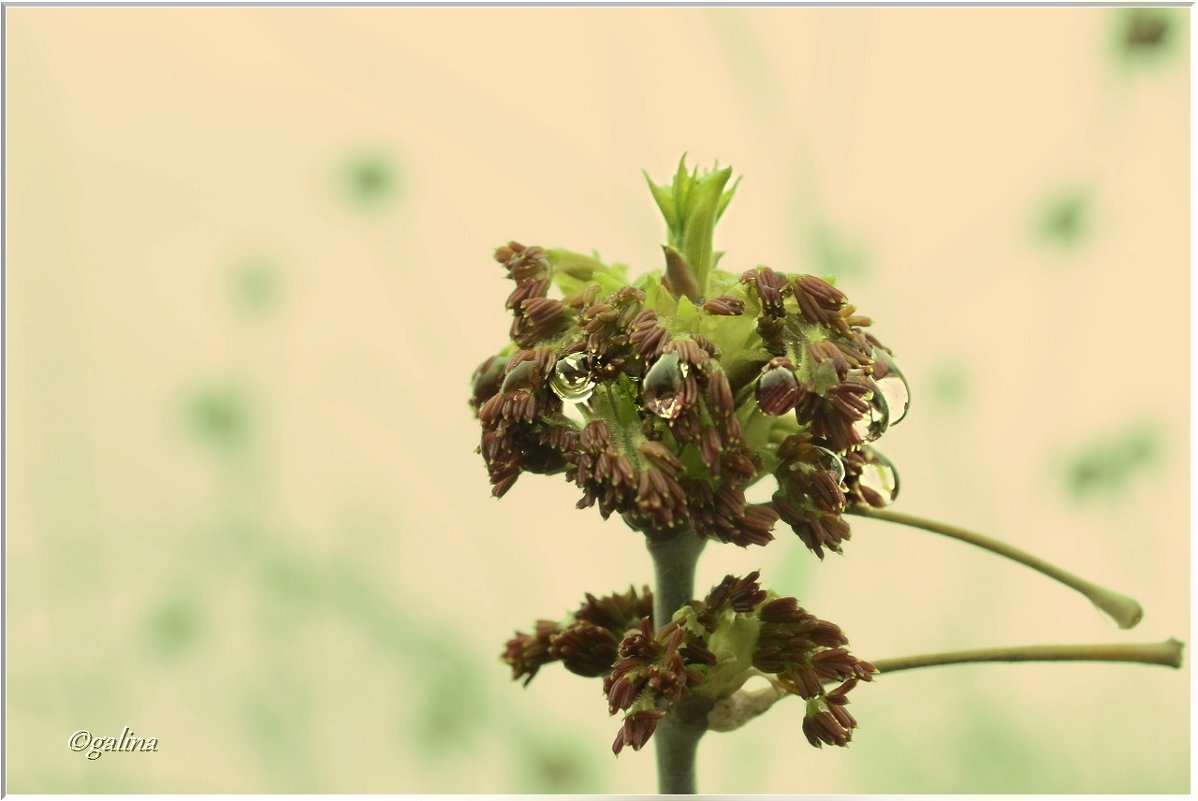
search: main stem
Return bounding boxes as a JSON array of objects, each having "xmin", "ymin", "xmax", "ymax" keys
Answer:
[{"xmin": 646, "ymin": 529, "xmax": 707, "ymax": 795}]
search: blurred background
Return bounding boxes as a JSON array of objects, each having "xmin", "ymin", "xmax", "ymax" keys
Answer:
[{"xmin": 6, "ymin": 6, "xmax": 1189, "ymax": 793}]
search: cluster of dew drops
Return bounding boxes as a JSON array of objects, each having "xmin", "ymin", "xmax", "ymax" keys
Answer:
[
  {"xmin": 815, "ymin": 348, "xmax": 907, "ymax": 508},
  {"xmin": 543, "ymin": 326, "xmax": 910, "ymax": 511}
]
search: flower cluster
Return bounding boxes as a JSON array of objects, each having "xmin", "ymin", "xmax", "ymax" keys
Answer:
[
  {"xmin": 471, "ymin": 246, "xmax": 908, "ymax": 555},
  {"xmin": 503, "ymin": 570, "xmax": 875, "ymax": 755},
  {"xmin": 471, "ymin": 161, "xmax": 909, "ymax": 555},
  {"xmin": 502, "ymin": 585, "xmax": 654, "ymax": 684}
]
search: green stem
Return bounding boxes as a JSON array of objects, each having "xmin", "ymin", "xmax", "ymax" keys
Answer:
[
  {"xmin": 708, "ymin": 640, "xmax": 1184, "ymax": 733},
  {"xmin": 646, "ymin": 529, "xmax": 708, "ymax": 794},
  {"xmin": 848, "ymin": 506, "xmax": 1144, "ymax": 630},
  {"xmin": 871, "ymin": 639, "xmax": 1184, "ymax": 674}
]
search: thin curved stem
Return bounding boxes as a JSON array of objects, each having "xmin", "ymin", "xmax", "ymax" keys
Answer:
[
  {"xmin": 871, "ymin": 638, "xmax": 1184, "ymax": 674},
  {"xmin": 848, "ymin": 506, "xmax": 1143, "ymax": 629},
  {"xmin": 706, "ymin": 640, "xmax": 1184, "ymax": 733}
]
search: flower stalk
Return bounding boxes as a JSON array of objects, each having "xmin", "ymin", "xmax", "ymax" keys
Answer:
[
  {"xmin": 848, "ymin": 506, "xmax": 1144, "ymax": 629},
  {"xmin": 870, "ymin": 638, "xmax": 1185, "ymax": 674},
  {"xmin": 707, "ymin": 639, "xmax": 1183, "ymax": 733}
]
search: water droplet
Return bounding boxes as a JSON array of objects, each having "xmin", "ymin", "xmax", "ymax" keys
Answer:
[
  {"xmin": 549, "ymin": 352, "xmax": 595, "ymax": 402},
  {"xmin": 561, "ymin": 399, "xmax": 587, "ymax": 426},
  {"xmin": 810, "ymin": 446, "xmax": 846, "ymax": 485},
  {"xmin": 755, "ymin": 362, "xmax": 801, "ymax": 415},
  {"xmin": 856, "ymin": 447, "xmax": 900, "ymax": 506},
  {"xmin": 643, "ymin": 352, "xmax": 685, "ymax": 420},
  {"xmin": 851, "ymin": 383, "xmax": 889, "ymax": 442},
  {"xmin": 873, "ymin": 350, "xmax": 910, "ymax": 426}
]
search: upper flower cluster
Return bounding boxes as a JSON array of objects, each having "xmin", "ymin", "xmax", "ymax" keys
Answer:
[{"xmin": 470, "ymin": 159, "xmax": 909, "ymax": 556}]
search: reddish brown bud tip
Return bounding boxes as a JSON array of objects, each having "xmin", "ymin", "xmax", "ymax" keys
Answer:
[
  {"xmin": 550, "ymin": 621, "xmax": 620, "ymax": 678},
  {"xmin": 703, "ymin": 295, "xmax": 746, "ymax": 316},
  {"xmin": 502, "ymin": 620, "xmax": 562, "ymax": 686},
  {"xmin": 756, "ymin": 357, "xmax": 801, "ymax": 415}
]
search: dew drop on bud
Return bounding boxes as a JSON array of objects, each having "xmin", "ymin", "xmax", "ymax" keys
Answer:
[
  {"xmin": 755, "ymin": 361, "xmax": 801, "ymax": 415},
  {"xmin": 550, "ymin": 352, "xmax": 595, "ymax": 402},
  {"xmin": 856, "ymin": 447, "xmax": 900, "ymax": 506},
  {"xmin": 872, "ymin": 350, "xmax": 910, "ymax": 426},
  {"xmin": 643, "ymin": 352, "xmax": 684, "ymax": 419},
  {"xmin": 851, "ymin": 383, "xmax": 890, "ymax": 442},
  {"xmin": 810, "ymin": 445, "xmax": 846, "ymax": 485}
]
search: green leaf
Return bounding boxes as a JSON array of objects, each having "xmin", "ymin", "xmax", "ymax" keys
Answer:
[
  {"xmin": 717, "ymin": 176, "xmax": 742, "ymax": 221},
  {"xmin": 643, "ymin": 170, "xmax": 677, "ymax": 230},
  {"xmin": 674, "ymin": 295, "xmax": 701, "ymax": 332},
  {"xmin": 678, "ymin": 165, "xmax": 732, "ymax": 292}
]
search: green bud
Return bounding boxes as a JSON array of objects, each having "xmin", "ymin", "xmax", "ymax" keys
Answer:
[{"xmin": 644, "ymin": 156, "xmax": 740, "ymax": 300}]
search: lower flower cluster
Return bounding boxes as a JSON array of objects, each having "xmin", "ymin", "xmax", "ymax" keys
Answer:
[
  {"xmin": 502, "ymin": 571, "xmax": 875, "ymax": 755},
  {"xmin": 501, "ymin": 585, "xmax": 653, "ymax": 684}
]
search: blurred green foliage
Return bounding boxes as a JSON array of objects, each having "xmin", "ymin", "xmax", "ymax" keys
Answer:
[
  {"xmin": 1035, "ymin": 189, "xmax": 1090, "ymax": 249},
  {"xmin": 515, "ymin": 732, "xmax": 605, "ymax": 793},
  {"xmin": 929, "ymin": 362, "xmax": 969, "ymax": 410},
  {"xmin": 187, "ymin": 385, "xmax": 250, "ymax": 450},
  {"xmin": 232, "ymin": 259, "xmax": 282, "ymax": 316},
  {"xmin": 344, "ymin": 153, "xmax": 400, "ymax": 209},
  {"xmin": 1065, "ymin": 424, "xmax": 1160, "ymax": 501},
  {"xmin": 706, "ymin": 8, "xmax": 778, "ymax": 108},
  {"xmin": 809, "ymin": 224, "xmax": 869, "ymax": 279},
  {"xmin": 949, "ymin": 701, "xmax": 1056, "ymax": 792},
  {"xmin": 145, "ymin": 595, "xmax": 205, "ymax": 659},
  {"xmin": 1112, "ymin": 8, "xmax": 1184, "ymax": 69},
  {"xmin": 241, "ymin": 676, "xmax": 319, "ymax": 792},
  {"xmin": 406, "ymin": 644, "xmax": 492, "ymax": 757}
]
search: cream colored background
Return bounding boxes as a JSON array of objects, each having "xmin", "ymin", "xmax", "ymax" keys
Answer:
[{"xmin": 6, "ymin": 7, "xmax": 1189, "ymax": 793}]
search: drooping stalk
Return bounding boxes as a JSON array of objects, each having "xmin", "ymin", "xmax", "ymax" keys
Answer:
[
  {"xmin": 646, "ymin": 529, "xmax": 707, "ymax": 794},
  {"xmin": 848, "ymin": 506, "xmax": 1144, "ymax": 629},
  {"xmin": 706, "ymin": 639, "xmax": 1184, "ymax": 733},
  {"xmin": 871, "ymin": 638, "xmax": 1184, "ymax": 674}
]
